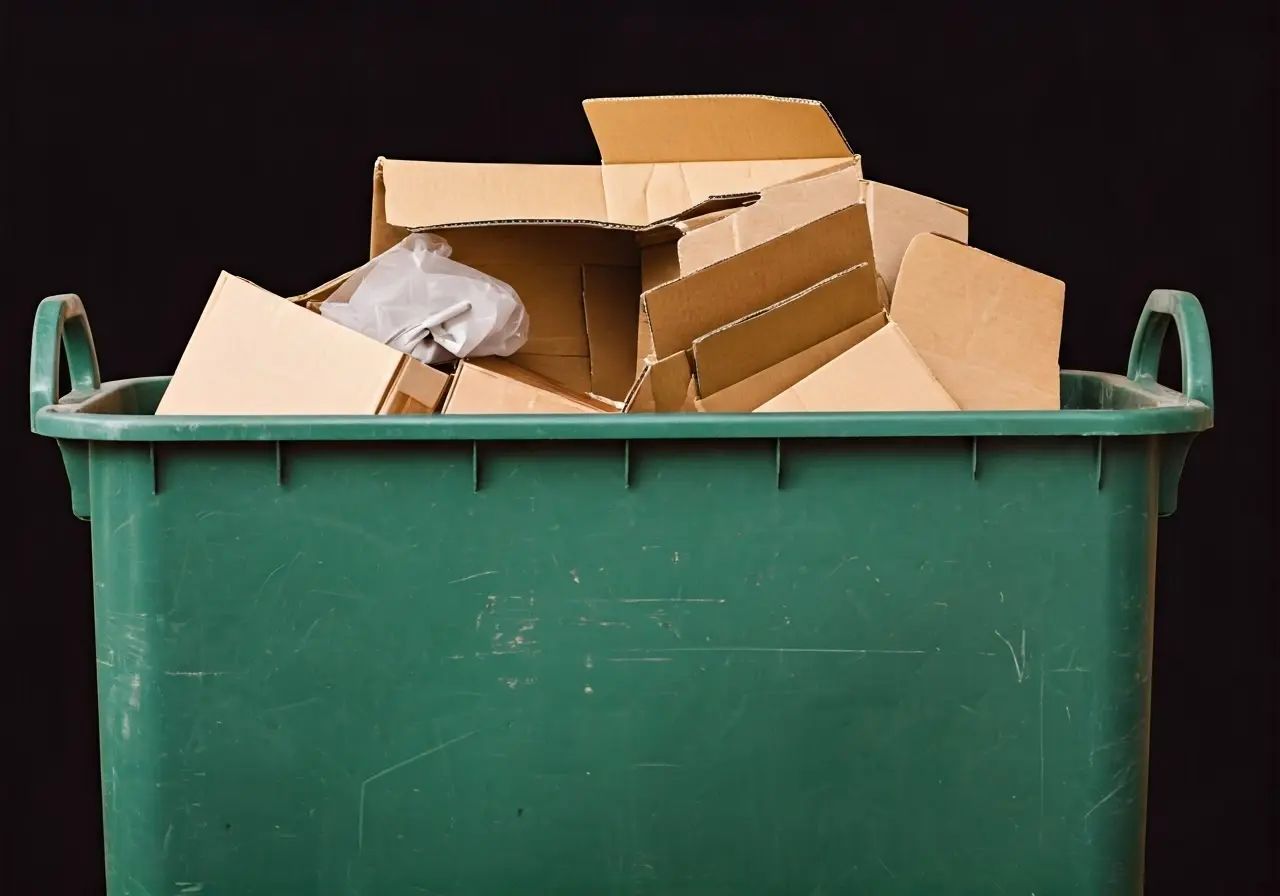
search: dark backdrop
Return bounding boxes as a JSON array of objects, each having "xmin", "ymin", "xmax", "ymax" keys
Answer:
[{"xmin": 4, "ymin": 6, "xmax": 1275, "ymax": 893}]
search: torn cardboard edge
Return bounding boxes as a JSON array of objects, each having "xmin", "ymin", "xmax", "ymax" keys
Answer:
[
  {"xmin": 690, "ymin": 262, "xmax": 881, "ymax": 399},
  {"xmin": 891, "ymin": 233, "xmax": 1065, "ymax": 411},
  {"xmin": 155, "ymin": 272, "xmax": 450, "ymax": 417},
  {"xmin": 755, "ymin": 319, "xmax": 960, "ymax": 413}
]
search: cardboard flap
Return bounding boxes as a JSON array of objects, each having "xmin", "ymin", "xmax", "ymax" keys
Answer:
[
  {"xmin": 678, "ymin": 163, "xmax": 866, "ymax": 275},
  {"xmin": 691, "ymin": 263, "xmax": 880, "ymax": 397},
  {"xmin": 697, "ymin": 313, "xmax": 887, "ymax": 413},
  {"xmin": 584, "ymin": 95, "xmax": 853, "ymax": 164},
  {"xmin": 623, "ymin": 351, "xmax": 695, "ymax": 413},
  {"xmin": 156, "ymin": 273, "xmax": 405, "ymax": 416},
  {"xmin": 892, "ymin": 234, "xmax": 1064, "ymax": 410},
  {"xmin": 643, "ymin": 202, "xmax": 875, "ymax": 359},
  {"xmin": 378, "ymin": 359, "xmax": 451, "ymax": 415},
  {"xmin": 755, "ymin": 321, "xmax": 960, "ymax": 413},
  {"xmin": 380, "ymin": 158, "xmax": 608, "ymax": 229},
  {"xmin": 863, "ymin": 181, "xmax": 969, "ymax": 299}
]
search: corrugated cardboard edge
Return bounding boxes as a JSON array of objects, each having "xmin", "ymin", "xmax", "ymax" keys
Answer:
[
  {"xmin": 622, "ymin": 351, "xmax": 694, "ymax": 413},
  {"xmin": 642, "ymin": 202, "xmax": 875, "ymax": 360},
  {"xmin": 696, "ymin": 313, "xmax": 888, "ymax": 413},
  {"xmin": 690, "ymin": 263, "xmax": 880, "ymax": 398},
  {"xmin": 287, "ymin": 267, "xmax": 358, "ymax": 305}
]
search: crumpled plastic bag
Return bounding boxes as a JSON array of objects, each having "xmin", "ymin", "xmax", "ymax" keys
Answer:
[{"xmin": 320, "ymin": 232, "xmax": 529, "ymax": 365}]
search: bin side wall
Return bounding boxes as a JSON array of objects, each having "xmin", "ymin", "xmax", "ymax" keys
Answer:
[{"xmin": 89, "ymin": 435, "xmax": 1158, "ymax": 896}]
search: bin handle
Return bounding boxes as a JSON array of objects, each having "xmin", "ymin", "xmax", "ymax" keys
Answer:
[
  {"xmin": 1126, "ymin": 289, "xmax": 1214, "ymax": 409},
  {"xmin": 29, "ymin": 294, "xmax": 101, "ymax": 429}
]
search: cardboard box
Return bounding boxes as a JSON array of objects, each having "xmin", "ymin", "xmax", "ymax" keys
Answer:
[
  {"xmin": 156, "ymin": 273, "xmax": 450, "ymax": 416},
  {"xmin": 755, "ymin": 320, "xmax": 960, "ymax": 413},
  {"xmin": 892, "ymin": 234, "xmax": 1065, "ymax": 410},
  {"xmin": 373, "ymin": 94, "xmax": 861, "ymax": 403},
  {"xmin": 443, "ymin": 357, "xmax": 619, "ymax": 415}
]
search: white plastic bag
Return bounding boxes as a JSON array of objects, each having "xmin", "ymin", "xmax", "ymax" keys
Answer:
[{"xmin": 320, "ymin": 232, "xmax": 528, "ymax": 365}]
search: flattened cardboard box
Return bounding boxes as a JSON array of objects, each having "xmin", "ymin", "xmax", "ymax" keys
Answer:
[
  {"xmin": 443, "ymin": 357, "xmax": 620, "ymax": 415},
  {"xmin": 156, "ymin": 273, "xmax": 449, "ymax": 416},
  {"xmin": 892, "ymin": 234, "xmax": 1065, "ymax": 410},
  {"xmin": 374, "ymin": 94, "xmax": 862, "ymax": 403}
]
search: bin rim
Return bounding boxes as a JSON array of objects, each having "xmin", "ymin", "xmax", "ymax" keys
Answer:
[
  {"xmin": 30, "ymin": 371, "xmax": 1210, "ymax": 441},
  {"xmin": 30, "ymin": 290, "xmax": 1214, "ymax": 443}
]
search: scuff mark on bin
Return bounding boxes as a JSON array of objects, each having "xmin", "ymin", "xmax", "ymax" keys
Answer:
[
  {"xmin": 357, "ymin": 730, "xmax": 479, "ymax": 853},
  {"xmin": 449, "ymin": 570, "xmax": 497, "ymax": 585},
  {"xmin": 994, "ymin": 629, "xmax": 1027, "ymax": 682}
]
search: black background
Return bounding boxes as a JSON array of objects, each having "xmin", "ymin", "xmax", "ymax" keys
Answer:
[{"xmin": 4, "ymin": 6, "xmax": 1275, "ymax": 893}]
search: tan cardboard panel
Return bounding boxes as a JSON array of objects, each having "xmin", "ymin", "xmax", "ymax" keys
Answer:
[
  {"xmin": 443, "ymin": 358, "xmax": 616, "ymax": 414},
  {"xmin": 381, "ymin": 160, "xmax": 608, "ymax": 231},
  {"xmin": 892, "ymin": 234, "xmax": 1064, "ymax": 411},
  {"xmin": 378, "ymin": 359, "xmax": 451, "ymax": 415},
  {"xmin": 156, "ymin": 273, "xmax": 404, "ymax": 416},
  {"xmin": 864, "ymin": 181, "xmax": 969, "ymax": 299},
  {"xmin": 691, "ymin": 263, "xmax": 880, "ymax": 397},
  {"xmin": 583, "ymin": 95, "xmax": 853, "ymax": 164},
  {"xmin": 697, "ymin": 314, "xmax": 888, "ymax": 413},
  {"xmin": 622, "ymin": 351, "xmax": 694, "ymax": 413},
  {"xmin": 507, "ymin": 354, "xmax": 592, "ymax": 395},
  {"xmin": 755, "ymin": 322, "xmax": 960, "ymax": 413},
  {"xmin": 474, "ymin": 264, "xmax": 588, "ymax": 357},
  {"xmin": 678, "ymin": 165, "xmax": 866, "ymax": 274},
  {"xmin": 643, "ymin": 203, "xmax": 874, "ymax": 359},
  {"xmin": 582, "ymin": 265, "xmax": 642, "ymax": 402}
]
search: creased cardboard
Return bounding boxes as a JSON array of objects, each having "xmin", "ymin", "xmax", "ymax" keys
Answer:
[
  {"xmin": 642, "ymin": 202, "xmax": 874, "ymax": 359},
  {"xmin": 697, "ymin": 314, "xmax": 888, "ymax": 412},
  {"xmin": 623, "ymin": 351, "xmax": 696, "ymax": 413},
  {"xmin": 676, "ymin": 161, "xmax": 863, "ymax": 274},
  {"xmin": 443, "ymin": 357, "xmax": 618, "ymax": 414},
  {"xmin": 156, "ymin": 273, "xmax": 449, "ymax": 416},
  {"xmin": 755, "ymin": 321, "xmax": 959, "ymax": 413},
  {"xmin": 372, "ymin": 96, "xmax": 860, "ymax": 401},
  {"xmin": 892, "ymin": 234, "xmax": 1064, "ymax": 410},
  {"xmin": 690, "ymin": 263, "xmax": 881, "ymax": 398},
  {"xmin": 675, "ymin": 164, "xmax": 968, "ymax": 303}
]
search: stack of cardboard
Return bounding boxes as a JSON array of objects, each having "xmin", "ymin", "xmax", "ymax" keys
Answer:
[{"xmin": 156, "ymin": 95, "xmax": 1065, "ymax": 417}]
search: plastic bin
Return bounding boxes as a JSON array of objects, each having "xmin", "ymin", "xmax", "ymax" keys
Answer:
[{"xmin": 31, "ymin": 289, "xmax": 1214, "ymax": 896}]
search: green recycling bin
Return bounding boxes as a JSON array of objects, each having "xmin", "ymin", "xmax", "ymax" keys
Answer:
[{"xmin": 30, "ymin": 289, "xmax": 1213, "ymax": 895}]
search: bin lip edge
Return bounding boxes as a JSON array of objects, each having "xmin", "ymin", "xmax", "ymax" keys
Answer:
[{"xmin": 32, "ymin": 374, "xmax": 1213, "ymax": 442}]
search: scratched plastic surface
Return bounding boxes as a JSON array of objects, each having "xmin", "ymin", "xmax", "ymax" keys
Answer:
[{"xmin": 30, "ymin": 291, "xmax": 1214, "ymax": 895}]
